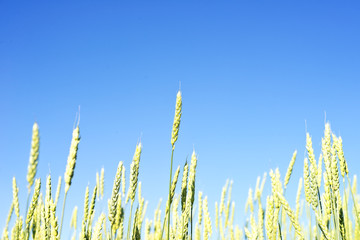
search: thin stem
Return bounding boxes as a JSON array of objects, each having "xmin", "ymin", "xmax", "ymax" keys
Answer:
[
  {"xmin": 59, "ymin": 190, "xmax": 68, "ymax": 238},
  {"xmin": 278, "ymin": 222, "xmax": 283, "ymax": 240},
  {"xmin": 347, "ymin": 175, "xmax": 360, "ymax": 229},
  {"xmin": 317, "ymin": 222, "xmax": 329, "ymax": 240},
  {"xmin": 306, "ymin": 203, "xmax": 311, "ymax": 240},
  {"xmin": 167, "ymin": 148, "xmax": 175, "ymax": 240},
  {"xmin": 343, "ymin": 178, "xmax": 350, "ymax": 240},
  {"xmin": 25, "ymin": 189, "xmax": 31, "ymax": 239},
  {"xmin": 331, "ymin": 191, "xmax": 339, "ymax": 240},
  {"xmin": 126, "ymin": 201, "xmax": 134, "ymax": 240},
  {"xmin": 160, "ymin": 212, "xmax": 168, "ymax": 240},
  {"xmin": 317, "ymin": 186, "xmax": 323, "ymax": 215},
  {"xmin": 190, "ymin": 205, "xmax": 193, "ymax": 240}
]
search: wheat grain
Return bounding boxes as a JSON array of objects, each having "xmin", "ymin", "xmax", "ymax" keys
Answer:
[
  {"xmin": 246, "ymin": 188, "xmax": 254, "ymax": 214},
  {"xmin": 127, "ymin": 143, "xmax": 142, "ymax": 204},
  {"xmin": 317, "ymin": 154, "xmax": 323, "ymax": 187},
  {"xmin": 2, "ymin": 202, "xmax": 14, "ymax": 240},
  {"xmin": 277, "ymin": 192, "xmax": 304, "ymax": 239},
  {"xmin": 335, "ymin": 135, "xmax": 348, "ymax": 178},
  {"xmin": 121, "ymin": 165, "xmax": 125, "ymax": 198},
  {"xmin": 109, "ymin": 161, "xmax": 123, "ymax": 228},
  {"xmin": 166, "ymin": 166, "xmax": 180, "ymax": 214},
  {"xmin": 96, "ymin": 172, "xmax": 100, "ymax": 199},
  {"xmin": 331, "ymin": 139, "xmax": 340, "ymax": 195},
  {"xmin": 215, "ymin": 202, "xmax": 219, "ymax": 230},
  {"xmin": 54, "ymin": 176, "xmax": 61, "ymax": 207},
  {"xmin": 220, "ymin": 180, "xmax": 229, "ymax": 215},
  {"xmin": 265, "ymin": 196, "xmax": 274, "ymax": 240},
  {"xmin": 180, "ymin": 162, "xmax": 188, "ymax": 213},
  {"xmin": 323, "ymin": 171, "xmax": 332, "ymax": 223},
  {"xmin": 225, "ymin": 180, "xmax": 233, "ymax": 228},
  {"xmin": 230, "ymin": 202, "xmax": 235, "ymax": 228},
  {"xmin": 83, "ymin": 186, "xmax": 89, "ymax": 224},
  {"xmin": 70, "ymin": 206, "xmax": 78, "ymax": 230},
  {"xmin": 93, "ymin": 213, "xmax": 105, "ymax": 240},
  {"xmin": 171, "ymin": 90, "xmax": 182, "ymax": 148},
  {"xmin": 203, "ymin": 196, "xmax": 212, "ymax": 240},
  {"xmin": 26, "ymin": 178, "xmax": 41, "ymax": 226},
  {"xmin": 101, "ymin": 167, "xmax": 105, "ymax": 199},
  {"xmin": 254, "ymin": 176, "xmax": 261, "ymax": 201},
  {"xmin": 198, "ymin": 191, "xmax": 203, "ymax": 225},
  {"xmin": 295, "ymin": 178, "xmax": 302, "ymax": 221},
  {"xmin": 257, "ymin": 201, "xmax": 264, "ymax": 240},
  {"xmin": 114, "ymin": 190, "xmax": 123, "ymax": 233},
  {"xmin": 50, "ymin": 199, "xmax": 59, "ymax": 240},
  {"xmin": 27, "ymin": 122, "xmax": 40, "ymax": 191},
  {"xmin": 64, "ymin": 126, "xmax": 80, "ymax": 194},
  {"xmin": 12, "ymin": 177, "xmax": 20, "ymax": 219},
  {"xmin": 89, "ymin": 185, "xmax": 97, "ymax": 221},
  {"xmin": 303, "ymin": 158, "xmax": 312, "ymax": 205},
  {"xmin": 353, "ymin": 175, "xmax": 357, "ymax": 195},
  {"xmin": 284, "ymin": 150, "xmax": 297, "ymax": 189},
  {"xmin": 45, "ymin": 175, "xmax": 52, "ymax": 239}
]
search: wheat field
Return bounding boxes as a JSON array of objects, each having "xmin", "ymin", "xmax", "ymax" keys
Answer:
[{"xmin": 2, "ymin": 91, "xmax": 359, "ymax": 240}]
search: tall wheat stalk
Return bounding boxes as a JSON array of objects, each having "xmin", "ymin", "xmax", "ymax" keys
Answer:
[{"xmin": 165, "ymin": 90, "xmax": 182, "ymax": 240}]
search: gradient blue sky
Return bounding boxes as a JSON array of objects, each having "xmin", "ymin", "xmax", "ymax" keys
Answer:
[{"xmin": 1, "ymin": 1, "xmax": 360, "ymax": 238}]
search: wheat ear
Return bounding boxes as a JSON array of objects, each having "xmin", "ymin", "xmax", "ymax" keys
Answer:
[
  {"xmin": 64, "ymin": 126, "xmax": 80, "ymax": 193},
  {"xmin": 165, "ymin": 90, "xmax": 182, "ymax": 240},
  {"xmin": 284, "ymin": 150, "xmax": 297, "ymax": 189},
  {"xmin": 181, "ymin": 162, "xmax": 189, "ymax": 213},
  {"xmin": 126, "ymin": 143, "xmax": 142, "ymax": 240},
  {"xmin": 60, "ymin": 126, "xmax": 80, "ymax": 237},
  {"xmin": 171, "ymin": 90, "xmax": 182, "ymax": 148},
  {"xmin": 25, "ymin": 122, "xmax": 40, "ymax": 219},
  {"xmin": 27, "ymin": 122, "xmax": 40, "ymax": 191},
  {"xmin": 70, "ymin": 206, "xmax": 78, "ymax": 230},
  {"xmin": 26, "ymin": 178, "xmax": 41, "ymax": 226},
  {"xmin": 101, "ymin": 167, "xmax": 105, "ymax": 199},
  {"xmin": 277, "ymin": 192, "xmax": 304, "ymax": 239},
  {"xmin": 109, "ymin": 161, "xmax": 123, "ymax": 231},
  {"xmin": 12, "ymin": 177, "xmax": 20, "ymax": 219},
  {"xmin": 2, "ymin": 202, "xmax": 14, "ymax": 240}
]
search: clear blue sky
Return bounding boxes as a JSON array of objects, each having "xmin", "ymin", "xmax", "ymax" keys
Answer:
[{"xmin": 1, "ymin": 1, "xmax": 360, "ymax": 238}]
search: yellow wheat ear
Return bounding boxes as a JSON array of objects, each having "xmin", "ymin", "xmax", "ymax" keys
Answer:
[
  {"xmin": 70, "ymin": 206, "xmax": 78, "ymax": 230},
  {"xmin": 26, "ymin": 178, "xmax": 41, "ymax": 226},
  {"xmin": 101, "ymin": 167, "xmax": 105, "ymax": 198},
  {"xmin": 171, "ymin": 90, "xmax": 182, "ymax": 148},
  {"xmin": 284, "ymin": 150, "xmax": 297, "ymax": 189},
  {"xmin": 12, "ymin": 177, "xmax": 20, "ymax": 219},
  {"xmin": 276, "ymin": 192, "xmax": 304, "ymax": 239},
  {"xmin": 109, "ymin": 161, "xmax": 123, "ymax": 228},
  {"xmin": 64, "ymin": 126, "xmax": 80, "ymax": 194},
  {"xmin": 166, "ymin": 166, "xmax": 180, "ymax": 214},
  {"xmin": 60, "ymin": 125, "xmax": 80, "ymax": 237},
  {"xmin": 27, "ymin": 122, "xmax": 40, "ymax": 191},
  {"xmin": 127, "ymin": 142, "xmax": 142, "ymax": 204}
]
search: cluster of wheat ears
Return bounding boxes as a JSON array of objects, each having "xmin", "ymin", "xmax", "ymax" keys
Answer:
[{"xmin": 2, "ymin": 91, "xmax": 360, "ymax": 240}]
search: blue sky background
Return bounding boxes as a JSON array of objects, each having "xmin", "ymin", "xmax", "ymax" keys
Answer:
[{"xmin": 1, "ymin": 1, "xmax": 360, "ymax": 238}]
